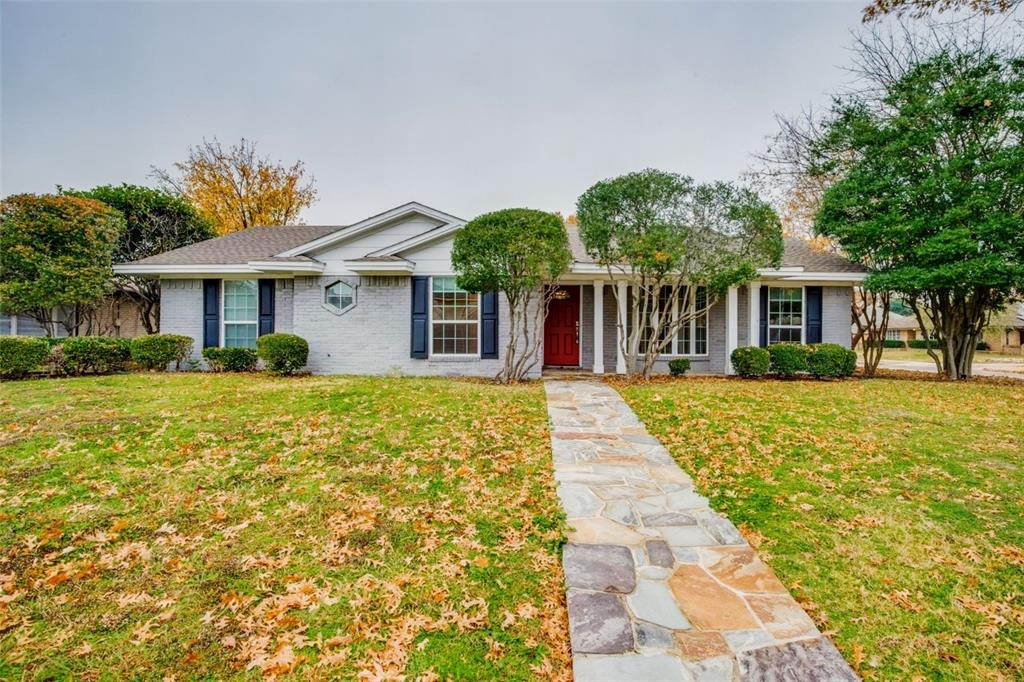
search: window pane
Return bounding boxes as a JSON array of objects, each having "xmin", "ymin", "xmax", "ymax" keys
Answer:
[
  {"xmin": 325, "ymin": 281, "xmax": 354, "ymax": 311},
  {"xmin": 224, "ymin": 280, "xmax": 257, "ymax": 322},
  {"xmin": 225, "ymin": 323, "xmax": 258, "ymax": 349},
  {"xmin": 431, "ymin": 277, "xmax": 478, "ymax": 354}
]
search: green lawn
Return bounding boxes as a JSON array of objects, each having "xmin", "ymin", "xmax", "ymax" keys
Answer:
[
  {"xmin": 617, "ymin": 377, "xmax": 1024, "ymax": 681},
  {"xmin": 881, "ymin": 348, "xmax": 1024, "ymax": 367},
  {"xmin": 0, "ymin": 374, "xmax": 570, "ymax": 680}
]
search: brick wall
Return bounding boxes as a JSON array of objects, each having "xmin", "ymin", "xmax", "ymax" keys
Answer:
[{"xmin": 159, "ymin": 279, "xmax": 205, "ymax": 362}]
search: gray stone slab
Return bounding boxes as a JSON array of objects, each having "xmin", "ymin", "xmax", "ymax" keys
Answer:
[
  {"xmin": 573, "ymin": 653, "xmax": 690, "ymax": 681},
  {"xmin": 660, "ymin": 525, "xmax": 718, "ymax": 547},
  {"xmin": 646, "ymin": 540, "xmax": 676, "ymax": 568},
  {"xmin": 564, "ymin": 543, "xmax": 636, "ymax": 593},
  {"xmin": 642, "ymin": 511, "xmax": 698, "ymax": 527},
  {"xmin": 665, "ymin": 490, "xmax": 711, "ymax": 509},
  {"xmin": 604, "ymin": 499, "xmax": 638, "ymax": 525},
  {"xmin": 557, "ymin": 483, "xmax": 603, "ymax": 519},
  {"xmin": 627, "ymin": 579, "xmax": 691, "ymax": 629},
  {"xmin": 682, "ymin": 656, "xmax": 736, "ymax": 682},
  {"xmin": 567, "ymin": 590, "xmax": 635, "ymax": 655},
  {"xmin": 670, "ymin": 546, "xmax": 701, "ymax": 563},
  {"xmin": 693, "ymin": 509, "xmax": 746, "ymax": 545},
  {"xmin": 737, "ymin": 637, "xmax": 858, "ymax": 682},
  {"xmin": 635, "ymin": 622, "xmax": 677, "ymax": 651},
  {"xmin": 723, "ymin": 629, "xmax": 774, "ymax": 652}
]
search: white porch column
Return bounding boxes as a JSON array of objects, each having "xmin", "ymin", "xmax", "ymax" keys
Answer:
[
  {"xmin": 615, "ymin": 280, "xmax": 628, "ymax": 374},
  {"xmin": 592, "ymin": 280, "xmax": 605, "ymax": 374},
  {"xmin": 748, "ymin": 281, "xmax": 761, "ymax": 347},
  {"xmin": 725, "ymin": 285, "xmax": 739, "ymax": 374}
]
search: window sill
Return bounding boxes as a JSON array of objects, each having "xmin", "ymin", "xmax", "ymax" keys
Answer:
[{"xmin": 428, "ymin": 355, "xmax": 481, "ymax": 362}]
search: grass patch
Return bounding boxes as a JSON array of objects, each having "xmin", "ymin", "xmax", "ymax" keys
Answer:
[
  {"xmin": 616, "ymin": 377, "xmax": 1023, "ymax": 681},
  {"xmin": 0, "ymin": 373, "xmax": 570, "ymax": 679}
]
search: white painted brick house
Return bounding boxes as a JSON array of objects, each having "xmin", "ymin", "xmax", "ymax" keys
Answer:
[{"xmin": 114, "ymin": 202, "xmax": 867, "ymax": 376}]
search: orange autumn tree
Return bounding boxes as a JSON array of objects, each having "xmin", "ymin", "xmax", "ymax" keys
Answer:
[{"xmin": 152, "ymin": 138, "xmax": 317, "ymax": 235}]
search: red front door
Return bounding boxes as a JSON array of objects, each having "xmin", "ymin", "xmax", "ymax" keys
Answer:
[{"xmin": 544, "ymin": 286, "xmax": 580, "ymax": 366}]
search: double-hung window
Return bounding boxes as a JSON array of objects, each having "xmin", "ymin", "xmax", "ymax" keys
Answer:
[
  {"xmin": 768, "ymin": 287, "xmax": 803, "ymax": 344},
  {"xmin": 223, "ymin": 280, "xmax": 258, "ymax": 349},
  {"xmin": 885, "ymin": 329, "xmax": 901, "ymax": 341},
  {"xmin": 431, "ymin": 277, "xmax": 479, "ymax": 355},
  {"xmin": 628, "ymin": 285, "xmax": 709, "ymax": 356}
]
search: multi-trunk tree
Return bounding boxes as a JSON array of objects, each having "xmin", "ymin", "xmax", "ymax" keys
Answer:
[
  {"xmin": 576, "ymin": 169, "xmax": 783, "ymax": 378},
  {"xmin": 451, "ymin": 208, "xmax": 572, "ymax": 383},
  {"xmin": 64, "ymin": 184, "xmax": 215, "ymax": 334},
  {"xmin": 0, "ymin": 194, "xmax": 125, "ymax": 336}
]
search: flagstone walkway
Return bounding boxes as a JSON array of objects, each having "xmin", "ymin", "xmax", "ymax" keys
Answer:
[{"xmin": 544, "ymin": 380, "xmax": 857, "ymax": 682}]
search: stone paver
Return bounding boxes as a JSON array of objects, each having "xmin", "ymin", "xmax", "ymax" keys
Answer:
[{"xmin": 544, "ymin": 380, "xmax": 857, "ymax": 682}]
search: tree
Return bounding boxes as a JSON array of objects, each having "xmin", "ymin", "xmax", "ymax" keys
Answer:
[
  {"xmin": 863, "ymin": 0, "xmax": 1021, "ymax": 21},
  {"xmin": 815, "ymin": 49, "xmax": 1024, "ymax": 379},
  {"xmin": 64, "ymin": 184, "xmax": 215, "ymax": 333},
  {"xmin": 152, "ymin": 138, "xmax": 317, "ymax": 235},
  {"xmin": 451, "ymin": 208, "xmax": 572, "ymax": 383},
  {"xmin": 0, "ymin": 194, "xmax": 124, "ymax": 336},
  {"xmin": 576, "ymin": 169, "xmax": 783, "ymax": 377}
]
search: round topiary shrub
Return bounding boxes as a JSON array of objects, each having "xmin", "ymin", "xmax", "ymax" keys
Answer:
[
  {"xmin": 806, "ymin": 343, "xmax": 857, "ymax": 379},
  {"xmin": 257, "ymin": 333, "xmax": 308, "ymax": 375},
  {"xmin": 202, "ymin": 346, "xmax": 258, "ymax": 372},
  {"xmin": 668, "ymin": 358, "xmax": 691, "ymax": 376},
  {"xmin": 730, "ymin": 346, "xmax": 770, "ymax": 378},
  {"xmin": 0, "ymin": 336, "xmax": 50, "ymax": 380},
  {"xmin": 130, "ymin": 334, "xmax": 194, "ymax": 371},
  {"xmin": 768, "ymin": 342, "xmax": 809, "ymax": 378},
  {"xmin": 61, "ymin": 336, "xmax": 131, "ymax": 375}
]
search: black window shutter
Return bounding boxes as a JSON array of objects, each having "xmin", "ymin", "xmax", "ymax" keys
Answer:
[
  {"xmin": 258, "ymin": 279, "xmax": 275, "ymax": 336},
  {"xmin": 806, "ymin": 286, "xmax": 823, "ymax": 344},
  {"xmin": 203, "ymin": 279, "xmax": 220, "ymax": 348},
  {"xmin": 759, "ymin": 286, "xmax": 769, "ymax": 347},
  {"xmin": 480, "ymin": 291, "xmax": 498, "ymax": 359},
  {"xmin": 410, "ymin": 276, "xmax": 428, "ymax": 358}
]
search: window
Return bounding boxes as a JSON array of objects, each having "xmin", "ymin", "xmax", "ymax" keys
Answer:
[
  {"xmin": 768, "ymin": 287, "xmax": 803, "ymax": 344},
  {"xmin": 325, "ymin": 280, "xmax": 356, "ymax": 313},
  {"xmin": 223, "ymin": 280, "xmax": 258, "ymax": 349},
  {"xmin": 431, "ymin": 276, "xmax": 478, "ymax": 355},
  {"xmin": 885, "ymin": 329, "xmax": 901, "ymax": 341},
  {"xmin": 628, "ymin": 285, "xmax": 709, "ymax": 356}
]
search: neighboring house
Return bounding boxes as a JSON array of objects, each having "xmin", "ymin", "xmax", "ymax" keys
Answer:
[
  {"xmin": 983, "ymin": 303, "xmax": 1024, "ymax": 354},
  {"xmin": 884, "ymin": 312, "xmax": 923, "ymax": 344},
  {"xmin": 113, "ymin": 201, "xmax": 867, "ymax": 376},
  {"xmin": 0, "ymin": 296, "xmax": 146, "ymax": 339}
]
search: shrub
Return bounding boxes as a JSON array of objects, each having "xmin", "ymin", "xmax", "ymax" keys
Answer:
[
  {"xmin": 668, "ymin": 358, "xmax": 691, "ymax": 376},
  {"xmin": 908, "ymin": 339, "xmax": 939, "ymax": 349},
  {"xmin": 131, "ymin": 334, "xmax": 193, "ymax": 370},
  {"xmin": 60, "ymin": 336, "xmax": 131, "ymax": 375},
  {"xmin": 768, "ymin": 343, "xmax": 809, "ymax": 378},
  {"xmin": 976, "ymin": 341, "xmax": 991, "ymax": 351},
  {"xmin": 257, "ymin": 333, "xmax": 308, "ymax": 375},
  {"xmin": 203, "ymin": 346, "xmax": 258, "ymax": 372},
  {"xmin": 883, "ymin": 339, "xmax": 906, "ymax": 349},
  {"xmin": 730, "ymin": 347, "xmax": 770, "ymax": 378},
  {"xmin": 806, "ymin": 343, "xmax": 857, "ymax": 378},
  {"xmin": 0, "ymin": 336, "xmax": 49, "ymax": 379}
]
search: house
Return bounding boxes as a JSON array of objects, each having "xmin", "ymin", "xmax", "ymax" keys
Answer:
[
  {"xmin": 982, "ymin": 303, "xmax": 1024, "ymax": 354},
  {"xmin": 113, "ymin": 202, "xmax": 867, "ymax": 376},
  {"xmin": 0, "ymin": 295, "xmax": 145, "ymax": 339},
  {"xmin": 883, "ymin": 312, "xmax": 923, "ymax": 344}
]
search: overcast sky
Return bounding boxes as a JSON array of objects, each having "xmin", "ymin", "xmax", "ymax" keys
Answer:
[{"xmin": 2, "ymin": 1, "xmax": 866, "ymax": 223}]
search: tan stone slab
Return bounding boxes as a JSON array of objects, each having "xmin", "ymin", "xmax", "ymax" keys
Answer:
[
  {"xmin": 668, "ymin": 565, "xmax": 759, "ymax": 631},
  {"xmin": 567, "ymin": 517, "xmax": 646, "ymax": 546},
  {"xmin": 675, "ymin": 631, "xmax": 732, "ymax": 661},
  {"xmin": 745, "ymin": 594, "xmax": 819, "ymax": 640},
  {"xmin": 553, "ymin": 431, "xmax": 622, "ymax": 441},
  {"xmin": 701, "ymin": 546, "xmax": 788, "ymax": 595}
]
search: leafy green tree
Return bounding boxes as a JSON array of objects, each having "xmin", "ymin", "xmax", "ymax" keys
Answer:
[
  {"xmin": 0, "ymin": 194, "xmax": 125, "ymax": 336},
  {"xmin": 815, "ymin": 50, "xmax": 1024, "ymax": 379},
  {"xmin": 577, "ymin": 169, "xmax": 783, "ymax": 377},
  {"xmin": 452, "ymin": 208, "xmax": 571, "ymax": 383},
  {"xmin": 65, "ymin": 184, "xmax": 215, "ymax": 333}
]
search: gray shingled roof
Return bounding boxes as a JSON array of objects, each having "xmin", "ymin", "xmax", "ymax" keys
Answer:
[
  {"xmin": 129, "ymin": 225, "xmax": 345, "ymax": 265},
  {"xmin": 565, "ymin": 225, "xmax": 865, "ymax": 273}
]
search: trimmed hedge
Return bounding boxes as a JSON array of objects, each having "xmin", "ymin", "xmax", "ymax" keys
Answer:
[
  {"xmin": 60, "ymin": 336, "xmax": 131, "ymax": 375},
  {"xmin": 668, "ymin": 358, "xmax": 691, "ymax": 376},
  {"xmin": 731, "ymin": 347, "xmax": 770, "ymax": 378},
  {"xmin": 908, "ymin": 339, "xmax": 939, "ymax": 349},
  {"xmin": 202, "ymin": 346, "xmax": 258, "ymax": 372},
  {"xmin": 976, "ymin": 341, "xmax": 991, "ymax": 351},
  {"xmin": 883, "ymin": 339, "xmax": 906, "ymax": 349},
  {"xmin": 0, "ymin": 336, "xmax": 49, "ymax": 380},
  {"xmin": 257, "ymin": 333, "xmax": 308, "ymax": 375},
  {"xmin": 130, "ymin": 334, "xmax": 193, "ymax": 370},
  {"xmin": 806, "ymin": 343, "xmax": 857, "ymax": 378},
  {"xmin": 768, "ymin": 343, "xmax": 809, "ymax": 378}
]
